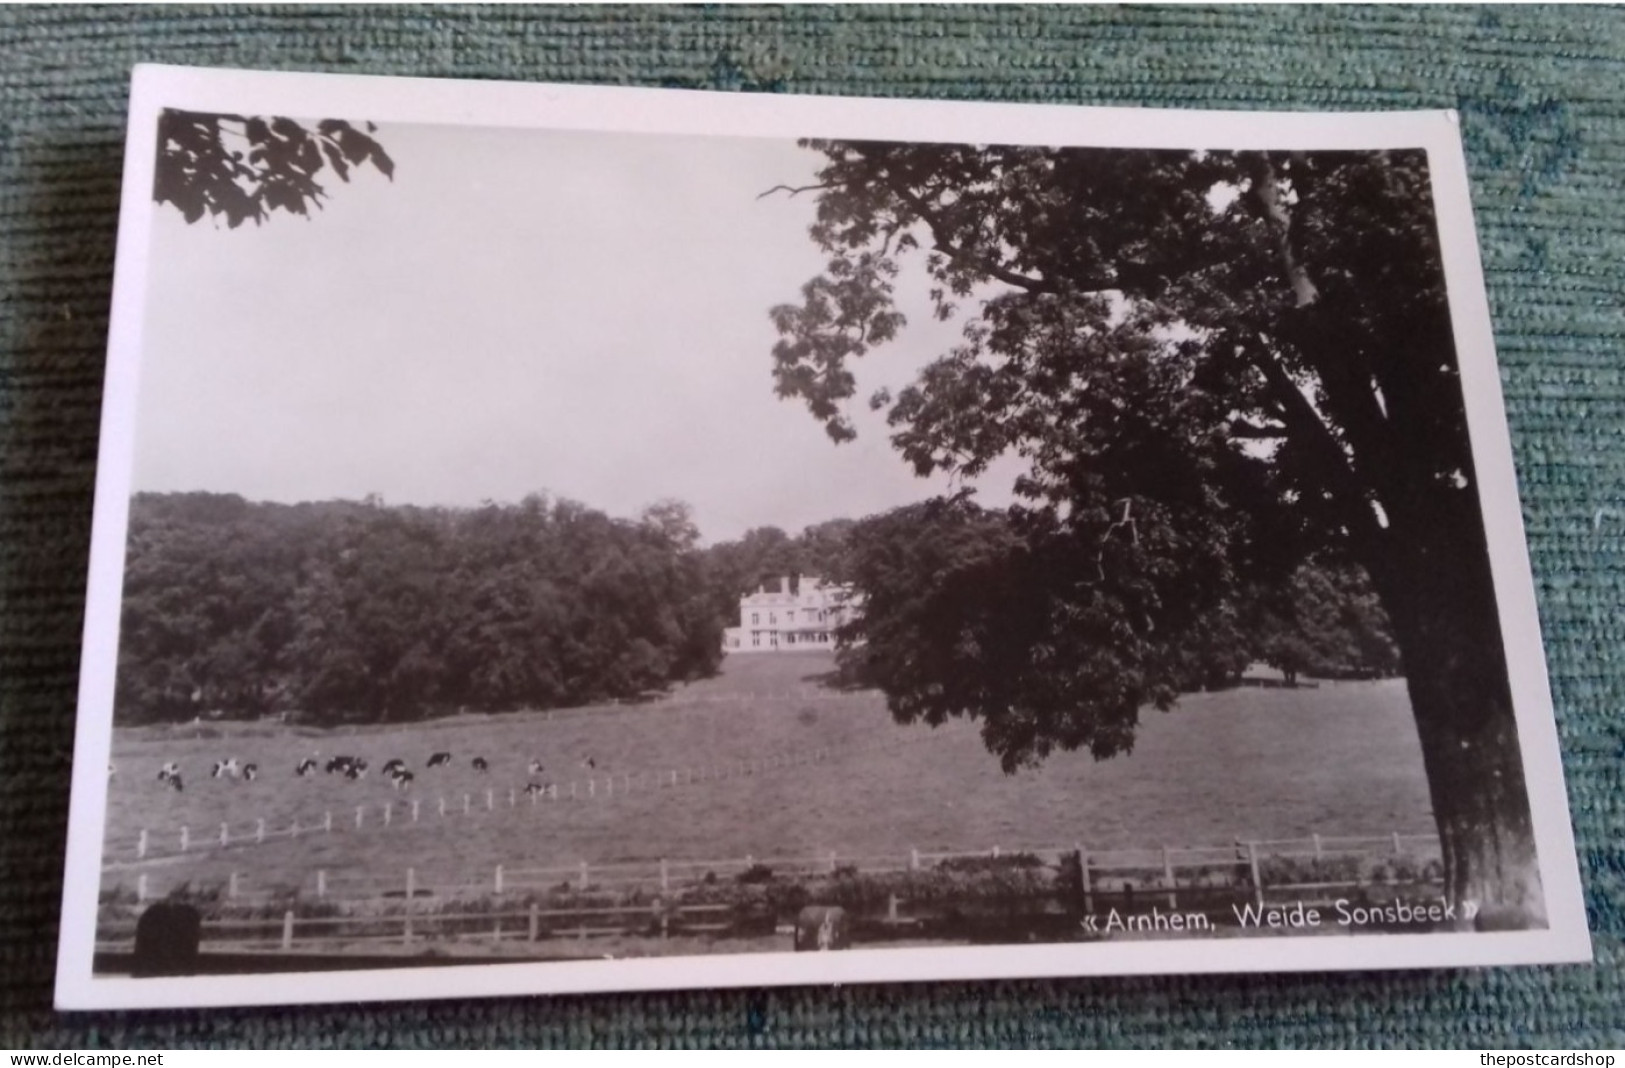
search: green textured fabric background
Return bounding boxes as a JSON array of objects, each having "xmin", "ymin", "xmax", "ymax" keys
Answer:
[{"xmin": 1, "ymin": 4, "xmax": 1621, "ymax": 1049}]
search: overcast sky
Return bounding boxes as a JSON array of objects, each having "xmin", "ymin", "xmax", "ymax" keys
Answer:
[{"xmin": 135, "ymin": 122, "xmax": 1020, "ymax": 544}]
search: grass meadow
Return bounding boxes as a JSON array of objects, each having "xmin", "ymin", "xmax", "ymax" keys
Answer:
[{"xmin": 99, "ymin": 651, "xmax": 1434, "ymax": 901}]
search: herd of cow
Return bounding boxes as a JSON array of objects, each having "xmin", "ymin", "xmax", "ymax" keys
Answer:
[{"xmin": 133, "ymin": 751, "xmax": 590, "ymax": 795}]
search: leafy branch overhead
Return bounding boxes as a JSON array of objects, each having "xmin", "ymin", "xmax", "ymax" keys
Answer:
[{"xmin": 153, "ymin": 111, "xmax": 395, "ymax": 227}]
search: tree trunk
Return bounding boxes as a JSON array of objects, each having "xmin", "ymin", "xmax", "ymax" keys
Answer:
[{"xmin": 1368, "ymin": 530, "xmax": 1547, "ymax": 930}]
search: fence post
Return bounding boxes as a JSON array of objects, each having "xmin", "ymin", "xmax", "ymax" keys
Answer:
[
  {"xmin": 355, "ymin": 806, "xmax": 364, "ymax": 830},
  {"xmin": 991, "ymin": 844, "xmax": 1000, "ymax": 859},
  {"xmin": 588, "ymin": 779, "xmax": 596, "ymax": 798},
  {"xmin": 291, "ymin": 818, "xmax": 299, "ymax": 838},
  {"xmin": 180, "ymin": 825, "xmax": 189, "ymax": 852},
  {"xmin": 887, "ymin": 894, "xmax": 900, "ymax": 923},
  {"xmin": 281, "ymin": 910, "xmax": 294, "ymax": 951},
  {"xmin": 578, "ymin": 861, "xmax": 590, "ymax": 891},
  {"xmin": 661, "ymin": 858, "xmax": 670, "ymax": 892},
  {"xmin": 257, "ymin": 818, "xmax": 266, "ymax": 843},
  {"xmin": 509, "ymin": 788, "xmax": 516, "ymax": 808},
  {"xmin": 486, "ymin": 789, "xmax": 494, "ymax": 811},
  {"xmin": 229, "ymin": 871, "xmax": 239, "ymax": 899},
  {"xmin": 412, "ymin": 800, "xmax": 420, "ymax": 822},
  {"xmin": 1313, "ymin": 833, "xmax": 1324, "ymax": 861},
  {"xmin": 464, "ymin": 794, "xmax": 471, "ymax": 815},
  {"xmin": 910, "ymin": 848, "xmax": 920, "ymax": 872},
  {"xmin": 383, "ymin": 804, "xmax": 391, "ymax": 827},
  {"xmin": 528, "ymin": 902, "xmax": 539, "ymax": 942},
  {"xmin": 324, "ymin": 811, "xmax": 332, "ymax": 833},
  {"xmin": 137, "ymin": 873, "xmax": 148, "ymax": 902},
  {"xmin": 1247, "ymin": 842, "xmax": 1264, "ymax": 910},
  {"xmin": 827, "ymin": 850, "xmax": 837, "ymax": 873},
  {"xmin": 1163, "ymin": 845, "xmax": 1177, "ymax": 910},
  {"xmin": 220, "ymin": 822, "xmax": 229, "ymax": 847},
  {"xmin": 317, "ymin": 869, "xmax": 327, "ymax": 899},
  {"xmin": 1392, "ymin": 831, "xmax": 1404, "ymax": 856},
  {"xmin": 406, "ymin": 867, "xmax": 416, "ymax": 900},
  {"xmin": 494, "ymin": 865, "xmax": 504, "ymax": 894},
  {"xmin": 439, "ymin": 797, "xmax": 446, "ymax": 817},
  {"xmin": 1077, "ymin": 844, "xmax": 1094, "ymax": 914},
  {"xmin": 138, "ymin": 829, "xmax": 148, "ymax": 859}
]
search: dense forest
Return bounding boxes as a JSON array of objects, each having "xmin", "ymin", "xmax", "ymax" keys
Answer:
[
  {"xmin": 114, "ymin": 491, "xmax": 1399, "ymax": 726},
  {"xmin": 115, "ymin": 492, "xmax": 725, "ymax": 725},
  {"xmin": 830, "ymin": 500, "xmax": 1400, "ymax": 729}
]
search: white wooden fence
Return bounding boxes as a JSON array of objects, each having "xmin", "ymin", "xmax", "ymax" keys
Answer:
[
  {"xmin": 95, "ymin": 900, "xmax": 738, "ymax": 953},
  {"xmin": 118, "ymin": 832, "xmax": 1442, "ymax": 910},
  {"xmin": 106, "ymin": 746, "xmax": 839, "ymax": 865}
]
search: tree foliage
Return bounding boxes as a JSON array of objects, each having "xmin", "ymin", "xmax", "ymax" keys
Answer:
[
  {"xmin": 769, "ymin": 141, "xmax": 1540, "ymax": 919},
  {"xmin": 115, "ymin": 492, "xmax": 722, "ymax": 725},
  {"xmin": 153, "ymin": 111, "xmax": 394, "ymax": 227}
]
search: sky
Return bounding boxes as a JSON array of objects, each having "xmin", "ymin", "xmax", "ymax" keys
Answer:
[{"xmin": 134, "ymin": 121, "xmax": 1022, "ymax": 544}]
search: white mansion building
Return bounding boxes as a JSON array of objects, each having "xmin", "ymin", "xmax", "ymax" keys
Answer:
[{"xmin": 722, "ymin": 575, "xmax": 860, "ymax": 654}]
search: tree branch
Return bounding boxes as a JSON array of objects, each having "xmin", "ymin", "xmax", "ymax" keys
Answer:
[
  {"xmin": 756, "ymin": 182, "xmax": 833, "ymax": 201},
  {"xmin": 886, "ymin": 182, "xmax": 1062, "ymax": 295},
  {"xmin": 1245, "ymin": 336, "xmax": 1382, "ymax": 550},
  {"xmin": 1247, "ymin": 154, "xmax": 1320, "ymax": 308}
]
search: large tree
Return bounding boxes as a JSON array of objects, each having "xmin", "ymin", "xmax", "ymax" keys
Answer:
[{"xmin": 769, "ymin": 142, "xmax": 1541, "ymax": 928}]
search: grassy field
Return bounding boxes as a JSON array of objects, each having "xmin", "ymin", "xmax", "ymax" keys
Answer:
[{"xmin": 100, "ymin": 651, "xmax": 1435, "ymax": 901}]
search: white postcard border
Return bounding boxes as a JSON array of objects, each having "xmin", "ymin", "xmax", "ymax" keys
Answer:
[{"xmin": 55, "ymin": 64, "xmax": 1591, "ymax": 1011}]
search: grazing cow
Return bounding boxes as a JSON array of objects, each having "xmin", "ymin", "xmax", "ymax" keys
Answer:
[
  {"xmin": 326, "ymin": 756, "xmax": 361, "ymax": 775},
  {"xmin": 522, "ymin": 782, "xmax": 547, "ymax": 796},
  {"xmin": 391, "ymin": 770, "xmax": 415, "ymax": 790},
  {"xmin": 426, "ymin": 752, "xmax": 452, "ymax": 768},
  {"xmin": 580, "ymin": 757, "xmax": 597, "ymax": 771},
  {"xmin": 471, "ymin": 757, "xmax": 489, "ymax": 773},
  {"xmin": 166, "ymin": 773, "xmax": 184, "ymax": 793},
  {"xmin": 212, "ymin": 758, "xmax": 240, "ymax": 779},
  {"xmin": 157, "ymin": 761, "xmax": 181, "ymax": 782},
  {"xmin": 242, "ymin": 763, "xmax": 258, "ymax": 781},
  {"xmin": 381, "ymin": 758, "xmax": 406, "ymax": 777},
  {"xmin": 527, "ymin": 759, "xmax": 545, "ymax": 775},
  {"xmin": 295, "ymin": 758, "xmax": 318, "ymax": 777}
]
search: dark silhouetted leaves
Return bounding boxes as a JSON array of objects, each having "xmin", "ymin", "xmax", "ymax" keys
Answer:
[{"xmin": 153, "ymin": 110, "xmax": 394, "ymax": 227}]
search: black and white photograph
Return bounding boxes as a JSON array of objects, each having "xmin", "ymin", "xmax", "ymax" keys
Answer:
[{"xmin": 56, "ymin": 67, "xmax": 1588, "ymax": 1010}]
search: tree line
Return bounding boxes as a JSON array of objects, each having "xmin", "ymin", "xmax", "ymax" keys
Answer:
[
  {"xmin": 116, "ymin": 492, "xmax": 722, "ymax": 725},
  {"xmin": 115, "ymin": 490, "xmax": 1395, "ymax": 727}
]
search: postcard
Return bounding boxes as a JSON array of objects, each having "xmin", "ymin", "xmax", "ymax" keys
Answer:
[{"xmin": 55, "ymin": 64, "xmax": 1590, "ymax": 1010}]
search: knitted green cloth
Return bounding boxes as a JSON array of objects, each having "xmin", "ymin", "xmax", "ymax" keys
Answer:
[{"xmin": 2, "ymin": 5, "xmax": 1620, "ymax": 1048}]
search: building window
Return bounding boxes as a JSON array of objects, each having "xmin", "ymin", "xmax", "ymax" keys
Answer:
[
  {"xmin": 751, "ymin": 613, "xmax": 758, "ymax": 625},
  {"xmin": 752, "ymin": 636, "xmax": 759, "ymax": 647}
]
